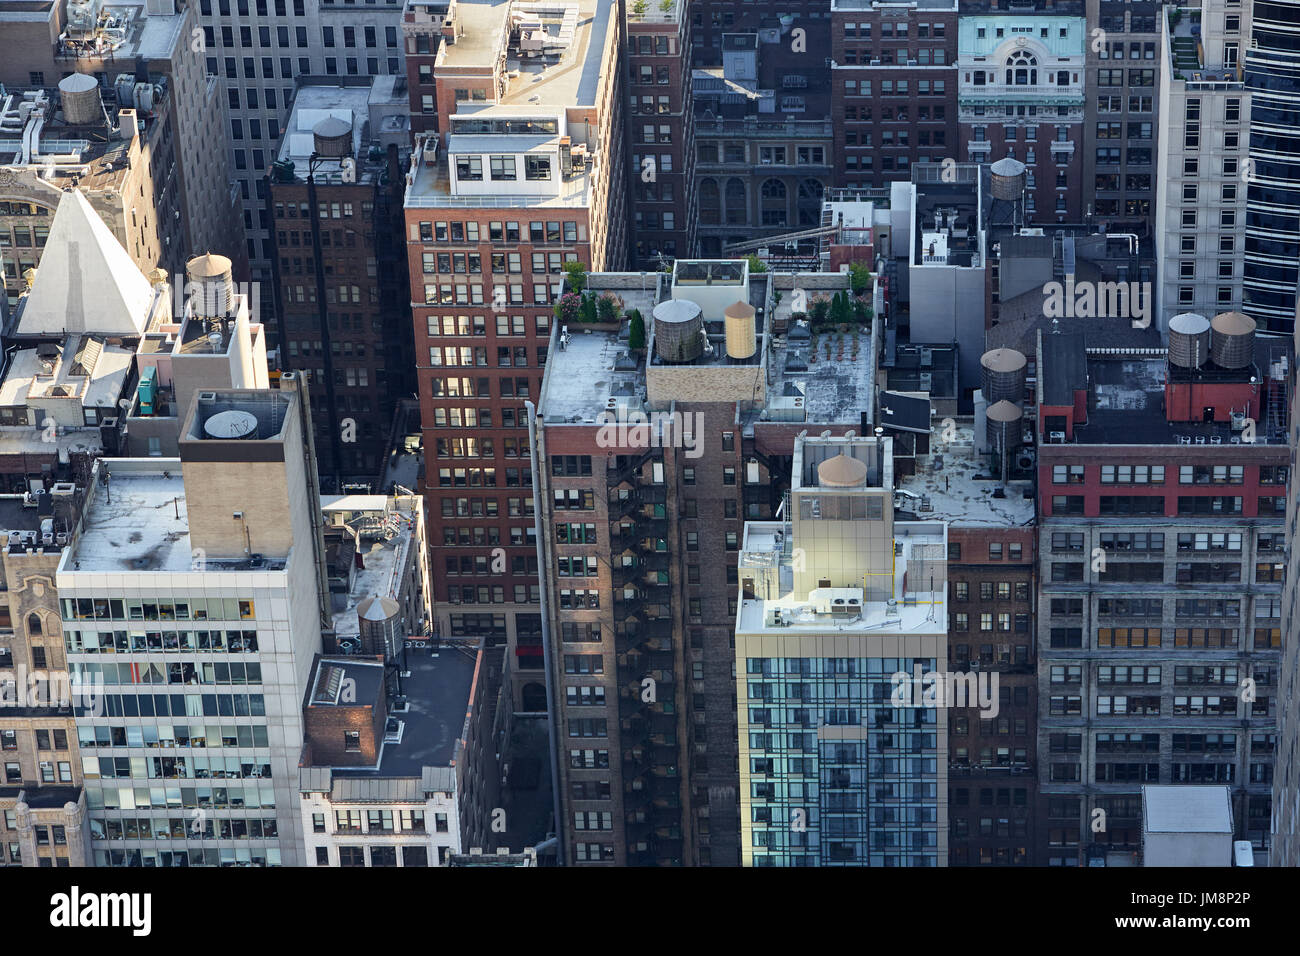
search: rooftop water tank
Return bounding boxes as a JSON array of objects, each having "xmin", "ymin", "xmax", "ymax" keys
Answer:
[
  {"xmin": 186, "ymin": 253, "xmax": 234, "ymax": 319},
  {"xmin": 203, "ymin": 409, "xmax": 258, "ymax": 440},
  {"xmin": 986, "ymin": 399, "xmax": 1023, "ymax": 450},
  {"xmin": 357, "ymin": 593, "xmax": 402, "ymax": 657},
  {"xmin": 1167, "ymin": 312, "xmax": 1211, "ymax": 369},
  {"xmin": 653, "ymin": 299, "xmax": 704, "ymax": 363},
  {"xmin": 980, "ymin": 348, "xmax": 1027, "ymax": 404},
  {"xmin": 313, "ymin": 116, "xmax": 353, "ymax": 159},
  {"xmin": 817, "ymin": 453, "xmax": 868, "ymax": 488},
  {"xmin": 989, "ymin": 157, "xmax": 1028, "ymax": 201},
  {"xmin": 724, "ymin": 300, "xmax": 757, "ymax": 360},
  {"xmin": 59, "ymin": 73, "xmax": 102, "ymax": 126},
  {"xmin": 1210, "ymin": 311, "xmax": 1255, "ymax": 369}
]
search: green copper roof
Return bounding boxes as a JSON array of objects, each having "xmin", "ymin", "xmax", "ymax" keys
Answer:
[{"xmin": 959, "ymin": 16, "xmax": 1086, "ymax": 59}]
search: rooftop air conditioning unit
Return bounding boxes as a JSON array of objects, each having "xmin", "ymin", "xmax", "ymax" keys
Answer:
[{"xmin": 1049, "ymin": 431, "xmax": 1066, "ymax": 443}]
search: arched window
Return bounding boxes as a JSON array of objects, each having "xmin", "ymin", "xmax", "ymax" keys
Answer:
[
  {"xmin": 1005, "ymin": 50, "xmax": 1038, "ymax": 86},
  {"xmin": 699, "ymin": 178, "xmax": 721, "ymax": 225},
  {"xmin": 760, "ymin": 178, "xmax": 788, "ymax": 226},
  {"xmin": 725, "ymin": 177, "xmax": 747, "ymax": 225},
  {"xmin": 27, "ymin": 613, "xmax": 41, "ymax": 635}
]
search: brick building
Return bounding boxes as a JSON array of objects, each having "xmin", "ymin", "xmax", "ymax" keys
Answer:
[
  {"xmin": 269, "ymin": 78, "xmax": 415, "ymax": 488},
  {"xmin": 1083, "ymin": 0, "xmax": 1166, "ymax": 232},
  {"xmin": 1034, "ymin": 322, "xmax": 1287, "ymax": 865},
  {"xmin": 830, "ymin": 0, "xmax": 959, "ymax": 191},
  {"xmin": 895, "ymin": 422, "xmax": 1040, "ymax": 865},
  {"xmin": 692, "ymin": 21, "xmax": 833, "ymax": 258},
  {"xmin": 402, "ymin": 0, "xmax": 628, "ymax": 672},
  {"xmin": 533, "ymin": 261, "xmax": 877, "ymax": 866},
  {"xmin": 957, "ymin": 9, "xmax": 1088, "ymax": 223},
  {"xmin": 626, "ymin": 0, "xmax": 697, "ymax": 269}
]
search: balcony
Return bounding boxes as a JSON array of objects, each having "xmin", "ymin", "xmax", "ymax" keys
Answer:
[
  {"xmin": 610, "ymin": 493, "xmax": 642, "ymax": 520},
  {"xmin": 645, "ymin": 651, "xmax": 675, "ymax": 672},
  {"xmin": 624, "ymin": 618, "xmax": 672, "ymax": 642},
  {"xmin": 607, "ymin": 452, "xmax": 657, "ymax": 486},
  {"xmin": 622, "ymin": 748, "xmax": 654, "ymax": 776},
  {"xmin": 623, "ymin": 814, "xmax": 652, "ymax": 839},
  {"xmin": 635, "ymin": 515, "xmax": 669, "ymax": 538},
  {"xmin": 627, "ymin": 0, "xmax": 683, "ymax": 26}
]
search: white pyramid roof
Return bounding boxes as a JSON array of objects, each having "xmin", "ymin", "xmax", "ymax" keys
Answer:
[{"xmin": 17, "ymin": 189, "xmax": 155, "ymax": 337}]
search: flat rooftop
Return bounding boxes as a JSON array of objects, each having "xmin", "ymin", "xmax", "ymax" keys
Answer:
[
  {"xmin": 538, "ymin": 273, "xmax": 878, "ymax": 427},
  {"xmin": 1143, "ymin": 785, "xmax": 1232, "ymax": 834},
  {"xmin": 0, "ymin": 90, "xmax": 147, "ymax": 194},
  {"xmin": 328, "ymin": 496, "xmax": 420, "ymax": 643},
  {"xmin": 0, "ymin": 425, "xmax": 102, "ymax": 459},
  {"xmin": 538, "ymin": 325, "xmax": 638, "ymax": 423},
  {"xmin": 1166, "ymin": 14, "xmax": 1239, "ymax": 81},
  {"xmin": 405, "ymin": 130, "xmax": 595, "ymax": 208},
  {"xmin": 915, "ymin": 181, "xmax": 981, "ymax": 268},
  {"xmin": 882, "ymin": 342, "xmax": 958, "ymax": 401},
  {"xmin": 78, "ymin": 0, "xmax": 189, "ymax": 60},
  {"xmin": 435, "ymin": 0, "xmax": 512, "ymax": 69},
  {"xmin": 0, "ymin": 489, "xmax": 87, "ymax": 538},
  {"xmin": 276, "ymin": 81, "xmax": 405, "ymax": 183},
  {"xmin": 769, "ymin": 321, "xmax": 876, "ymax": 425},
  {"xmin": 1068, "ymin": 347, "xmax": 1290, "ymax": 447},
  {"xmin": 0, "ymin": 785, "xmax": 82, "ymax": 809},
  {"xmin": 0, "ymin": 338, "xmax": 132, "ymax": 411},
  {"xmin": 737, "ymin": 523, "xmax": 947, "ymax": 637},
  {"xmin": 896, "ymin": 424, "xmax": 1035, "ymax": 527},
  {"xmin": 65, "ymin": 468, "xmax": 191, "ymax": 573},
  {"xmin": 332, "ymin": 645, "xmax": 479, "ymax": 777},
  {"xmin": 438, "ymin": 0, "xmax": 613, "ymax": 108},
  {"xmin": 63, "ymin": 463, "xmax": 288, "ymax": 574}
]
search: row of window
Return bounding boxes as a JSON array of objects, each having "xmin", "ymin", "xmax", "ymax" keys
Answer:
[
  {"xmin": 61, "ymin": 598, "xmax": 255, "ymax": 623},
  {"xmin": 1051, "ymin": 495, "xmax": 1285, "ymax": 515},
  {"xmin": 1051, "ymin": 597, "xmax": 1280, "ymax": 620},
  {"xmin": 1052, "ymin": 464, "xmax": 1285, "ymax": 485},
  {"xmin": 1048, "ymin": 627, "xmax": 1281, "ymax": 649},
  {"xmin": 1049, "ymin": 561, "xmax": 1283, "ymax": 583},
  {"xmin": 843, "ymin": 78, "xmax": 947, "ymax": 96},
  {"xmin": 952, "ymin": 581, "xmax": 1030, "ymax": 601},
  {"xmin": 427, "ymin": 375, "xmax": 535, "ymax": 399},
  {"xmin": 87, "ymin": 783, "xmax": 275, "ymax": 811},
  {"xmin": 1047, "ymin": 695, "xmax": 1265, "ymax": 717},
  {"xmin": 1050, "ymin": 664, "xmax": 1250, "ymax": 686},
  {"xmin": 1049, "ymin": 763, "xmax": 1269, "ymax": 784},
  {"xmin": 319, "ymin": 845, "xmax": 435, "ymax": 867},
  {"xmin": 64, "ymin": 630, "xmax": 260, "ymax": 654},
  {"xmin": 325, "ymin": 809, "xmax": 440, "ymax": 834}
]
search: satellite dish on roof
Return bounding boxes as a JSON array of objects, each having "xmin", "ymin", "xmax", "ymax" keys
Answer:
[{"xmin": 203, "ymin": 409, "xmax": 258, "ymax": 440}]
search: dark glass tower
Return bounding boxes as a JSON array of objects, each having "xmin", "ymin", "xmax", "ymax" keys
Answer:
[{"xmin": 1243, "ymin": 0, "xmax": 1300, "ymax": 331}]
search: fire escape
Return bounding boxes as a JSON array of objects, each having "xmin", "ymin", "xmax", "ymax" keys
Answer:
[{"xmin": 607, "ymin": 451, "xmax": 684, "ymax": 865}]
